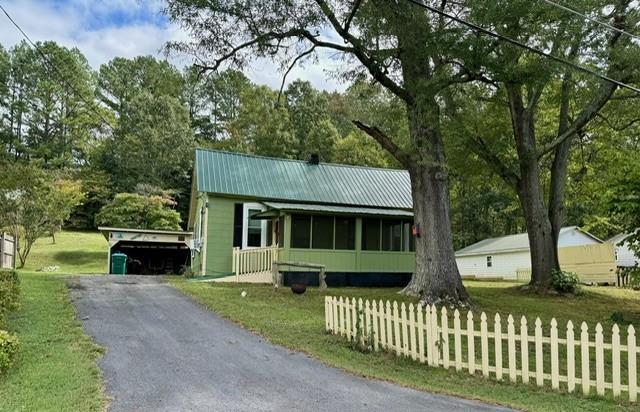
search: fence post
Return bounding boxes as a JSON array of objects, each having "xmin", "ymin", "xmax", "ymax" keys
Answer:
[
  {"xmin": 628, "ymin": 325, "xmax": 637, "ymax": 402},
  {"xmin": 409, "ymin": 303, "xmax": 417, "ymax": 361},
  {"xmin": 454, "ymin": 309, "xmax": 462, "ymax": 371},
  {"xmin": 340, "ymin": 297, "xmax": 346, "ymax": 338},
  {"xmin": 325, "ymin": 297, "xmax": 332, "ymax": 332},
  {"xmin": 351, "ymin": 298, "xmax": 358, "ymax": 341},
  {"xmin": 372, "ymin": 300, "xmax": 379, "ymax": 351},
  {"xmin": 331, "ymin": 296, "xmax": 340, "ymax": 335},
  {"xmin": 0, "ymin": 232, "xmax": 4, "ymax": 269},
  {"xmin": 467, "ymin": 311, "xmax": 475, "ymax": 375},
  {"xmin": 378, "ymin": 300, "xmax": 386, "ymax": 350},
  {"xmin": 595, "ymin": 323, "xmax": 605, "ymax": 396},
  {"xmin": 401, "ymin": 303, "xmax": 409, "ymax": 357},
  {"xmin": 480, "ymin": 312, "xmax": 489, "ymax": 377},
  {"xmin": 520, "ymin": 316, "xmax": 529, "ymax": 384},
  {"xmin": 417, "ymin": 304, "xmax": 425, "ymax": 363},
  {"xmin": 431, "ymin": 306, "xmax": 439, "ymax": 366},
  {"xmin": 426, "ymin": 305, "xmax": 433, "ymax": 366},
  {"xmin": 494, "ymin": 313, "xmax": 502, "ymax": 381},
  {"xmin": 393, "ymin": 301, "xmax": 401, "ymax": 355},
  {"xmin": 358, "ymin": 298, "xmax": 365, "ymax": 346},
  {"xmin": 567, "ymin": 321, "xmax": 575, "ymax": 393},
  {"xmin": 507, "ymin": 315, "xmax": 516, "ymax": 383},
  {"xmin": 441, "ymin": 307, "xmax": 449, "ymax": 369},
  {"xmin": 364, "ymin": 300, "xmax": 371, "ymax": 348},
  {"xmin": 550, "ymin": 318, "xmax": 559, "ymax": 389},
  {"xmin": 386, "ymin": 301, "xmax": 393, "ymax": 350},
  {"xmin": 581, "ymin": 322, "xmax": 590, "ymax": 395},
  {"xmin": 535, "ymin": 318, "xmax": 544, "ymax": 386},
  {"xmin": 612, "ymin": 324, "xmax": 620, "ymax": 398}
]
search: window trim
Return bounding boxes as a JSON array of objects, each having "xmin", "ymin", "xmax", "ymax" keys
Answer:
[{"xmin": 242, "ymin": 202, "xmax": 267, "ymax": 249}]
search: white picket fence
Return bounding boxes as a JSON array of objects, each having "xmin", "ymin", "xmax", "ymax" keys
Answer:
[
  {"xmin": 325, "ymin": 296, "xmax": 639, "ymax": 402},
  {"xmin": 231, "ymin": 246, "xmax": 278, "ymax": 281}
]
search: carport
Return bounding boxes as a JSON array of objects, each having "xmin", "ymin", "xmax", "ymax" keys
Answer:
[{"xmin": 99, "ymin": 227, "xmax": 192, "ymax": 275}]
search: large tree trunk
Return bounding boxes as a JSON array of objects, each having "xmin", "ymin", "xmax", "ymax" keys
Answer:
[
  {"xmin": 400, "ymin": 103, "xmax": 469, "ymax": 305},
  {"xmin": 507, "ymin": 85, "xmax": 560, "ymax": 288},
  {"xmin": 403, "ymin": 164, "xmax": 469, "ymax": 304}
]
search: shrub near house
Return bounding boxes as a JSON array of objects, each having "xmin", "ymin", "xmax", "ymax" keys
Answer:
[{"xmin": 0, "ymin": 270, "xmax": 20, "ymax": 374}]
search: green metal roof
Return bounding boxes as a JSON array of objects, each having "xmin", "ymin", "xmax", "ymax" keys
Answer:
[
  {"xmin": 252, "ymin": 202, "xmax": 413, "ymax": 219},
  {"xmin": 194, "ymin": 149, "xmax": 412, "ymax": 209}
]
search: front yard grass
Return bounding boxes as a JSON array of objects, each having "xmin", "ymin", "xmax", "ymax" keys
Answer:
[
  {"xmin": 170, "ymin": 279, "xmax": 640, "ymax": 411},
  {"xmin": 0, "ymin": 272, "xmax": 106, "ymax": 412}
]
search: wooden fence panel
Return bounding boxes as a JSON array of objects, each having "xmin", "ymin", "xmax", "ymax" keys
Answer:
[{"xmin": 325, "ymin": 296, "xmax": 640, "ymax": 403}]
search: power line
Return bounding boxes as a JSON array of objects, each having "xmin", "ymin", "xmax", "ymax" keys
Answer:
[
  {"xmin": 0, "ymin": 2, "xmax": 116, "ymax": 131},
  {"xmin": 540, "ymin": 0, "xmax": 640, "ymax": 42},
  {"xmin": 403, "ymin": 0, "xmax": 640, "ymax": 95}
]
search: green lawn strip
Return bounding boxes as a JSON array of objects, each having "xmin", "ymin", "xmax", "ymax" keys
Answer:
[
  {"xmin": 170, "ymin": 279, "xmax": 638, "ymax": 412},
  {"xmin": 22, "ymin": 230, "xmax": 107, "ymax": 275},
  {"xmin": 0, "ymin": 272, "xmax": 107, "ymax": 412}
]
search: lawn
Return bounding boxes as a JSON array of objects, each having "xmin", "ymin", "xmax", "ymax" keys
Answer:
[
  {"xmin": 21, "ymin": 230, "xmax": 107, "ymax": 274},
  {"xmin": 0, "ymin": 272, "xmax": 107, "ymax": 411},
  {"xmin": 171, "ymin": 279, "xmax": 640, "ymax": 411}
]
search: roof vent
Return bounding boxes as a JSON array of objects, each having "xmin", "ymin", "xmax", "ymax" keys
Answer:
[{"xmin": 308, "ymin": 153, "xmax": 320, "ymax": 165}]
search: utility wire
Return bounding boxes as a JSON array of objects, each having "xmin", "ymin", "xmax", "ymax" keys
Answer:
[
  {"xmin": 403, "ymin": 0, "xmax": 640, "ymax": 95},
  {"xmin": 540, "ymin": 0, "xmax": 640, "ymax": 42},
  {"xmin": 0, "ymin": 2, "xmax": 116, "ymax": 131}
]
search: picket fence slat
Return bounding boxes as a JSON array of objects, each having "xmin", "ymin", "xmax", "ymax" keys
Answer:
[{"xmin": 325, "ymin": 296, "xmax": 640, "ymax": 403}]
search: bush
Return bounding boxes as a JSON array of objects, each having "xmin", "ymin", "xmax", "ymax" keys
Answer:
[
  {"xmin": 0, "ymin": 330, "xmax": 19, "ymax": 373},
  {"xmin": 0, "ymin": 269, "xmax": 20, "ymax": 329},
  {"xmin": 551, "ymin": 269, "xmax": 579, "ymax": 294}
]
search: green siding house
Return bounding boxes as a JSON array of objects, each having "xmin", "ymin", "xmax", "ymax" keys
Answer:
[{"xmin": 188, "ymin": 149, "xmax": 416, "ymax": 286}]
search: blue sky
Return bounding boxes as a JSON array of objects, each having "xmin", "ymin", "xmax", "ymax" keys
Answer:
[{"xmin": 0, "ymin": 0, "xmax": 344, "ymax": 91}]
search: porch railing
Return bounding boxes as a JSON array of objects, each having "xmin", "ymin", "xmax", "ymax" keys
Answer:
[{"xmin": 232, "ymin": 246, "xmax": 278, "ymax": 281}]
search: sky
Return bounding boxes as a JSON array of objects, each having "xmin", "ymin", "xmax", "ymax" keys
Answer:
[{"xmin": 0, "ymin": 0, "xmax": 346, "ymax": 91}]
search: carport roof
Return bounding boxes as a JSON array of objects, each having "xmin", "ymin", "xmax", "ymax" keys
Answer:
[{"xmin": 98, "ymin": 227, "xmax": 192, "ymax": 240}]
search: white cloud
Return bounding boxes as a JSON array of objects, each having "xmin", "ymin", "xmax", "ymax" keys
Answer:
[{"xmin": 0, "ymin": 0, "xmax": 347, "ymax": 91}]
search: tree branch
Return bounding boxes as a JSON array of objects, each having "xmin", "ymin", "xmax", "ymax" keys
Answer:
[
  {"xmin": 468, "ymin": 136, "xmax": 520, "ymax": 188},
  {"xmin": 277, "ymin": 46, "xmax": 316, "ymax": 103},
  {"xmin": 313, "ymin": 0, "xmax": 412, "ymax": 103},
  {"xmin": 352, "ymin": 120, "xmax": 410, "ymax": 166},
  {"xmin": 343, "ymin": 0, "xmax": 363, "ymax": 33}
]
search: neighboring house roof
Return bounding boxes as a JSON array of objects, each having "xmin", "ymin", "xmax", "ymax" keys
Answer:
[
  {"xmin": 607, "ymin": 232, "xmax": 633, "ymax": 246},
  {"xmin": 194, "ymin": 149, "xmax": 412, "ymax": 209},
  {"xmin": 252, "ymin": 201, "xmax": 414, "ymax": 219},
  {"xmin": 455, "ymin": 226, "xmax": 602, "ymax": 257}
]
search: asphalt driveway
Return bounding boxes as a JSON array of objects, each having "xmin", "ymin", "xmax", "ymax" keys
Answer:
[{"xmin": 69, "ymin": 276, "xmax": 513, "ymax": 412}]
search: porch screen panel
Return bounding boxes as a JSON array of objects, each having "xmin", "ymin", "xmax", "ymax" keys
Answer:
[
  {"xmin": 312, "ymin": 215, "xmax": 334, "ymax": 249},
  {"xmin": 362, "ymin": 218, "xmax": 381, "ymax": 251},
  {"xmin": 382, "ymin": 220, "xmax": 403, "ymax": 251},
  {"xmin": 335, "ymin": 217, "xmax": 355, "ymax": 250},
  {"xmin": 291, "ymin": 215, "xmax": 311, "ymax": 248}
]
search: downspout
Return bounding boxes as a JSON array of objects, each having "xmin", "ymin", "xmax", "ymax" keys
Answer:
[{"xmin": 201, "ymin": 196, "xmax": 209, "ymax": 276}]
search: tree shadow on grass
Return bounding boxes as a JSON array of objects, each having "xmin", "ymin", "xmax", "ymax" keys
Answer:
[{"xmin": 52, "ymin": 251, "xmax": 105, "ymax": 266}]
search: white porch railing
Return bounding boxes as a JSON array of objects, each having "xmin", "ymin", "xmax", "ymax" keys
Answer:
[{"xmin": 232, "ymin": 246, "xmax": 278, "ymax": 281}]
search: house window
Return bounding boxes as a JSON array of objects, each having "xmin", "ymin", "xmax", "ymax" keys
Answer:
[
  {"xmin": 487, "ymin": 256, "xmax": 492, "ymax": 268},
  {"xmin": 335, "ymin": 217, "xmax": 356, "ymax": 250},
  {"xmin": 291, "ymin": 215, "xmax": 312, "ymax": 248},
  {"xmin": 241, "ymin": 203, "xmax": 267, "ymax": 249},
  {"xmin": 278, "ymin": 216, "xmax": 285, "ymax": 246},
  {"xmin": 312, "ymin": 215, "xmax": 334, "ymax": 249}
]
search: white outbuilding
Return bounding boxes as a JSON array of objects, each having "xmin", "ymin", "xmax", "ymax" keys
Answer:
[
  {"xmin": 607, "ymin": 232, "xmax": 639, "ymax": 268},
  {"xmin": 455, "ymin": 226, "xmax": 616, "ymax": 283}
]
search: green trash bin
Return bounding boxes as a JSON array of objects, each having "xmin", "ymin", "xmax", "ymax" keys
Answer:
[{"xmin": 111, "ymin": 253, "xmax": 127, "ymax": 275}]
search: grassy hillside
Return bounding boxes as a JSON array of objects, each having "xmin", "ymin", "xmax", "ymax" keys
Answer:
[{"xmin": 21, "ymin": 231, "xmax": 107, "ymax": 275}]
